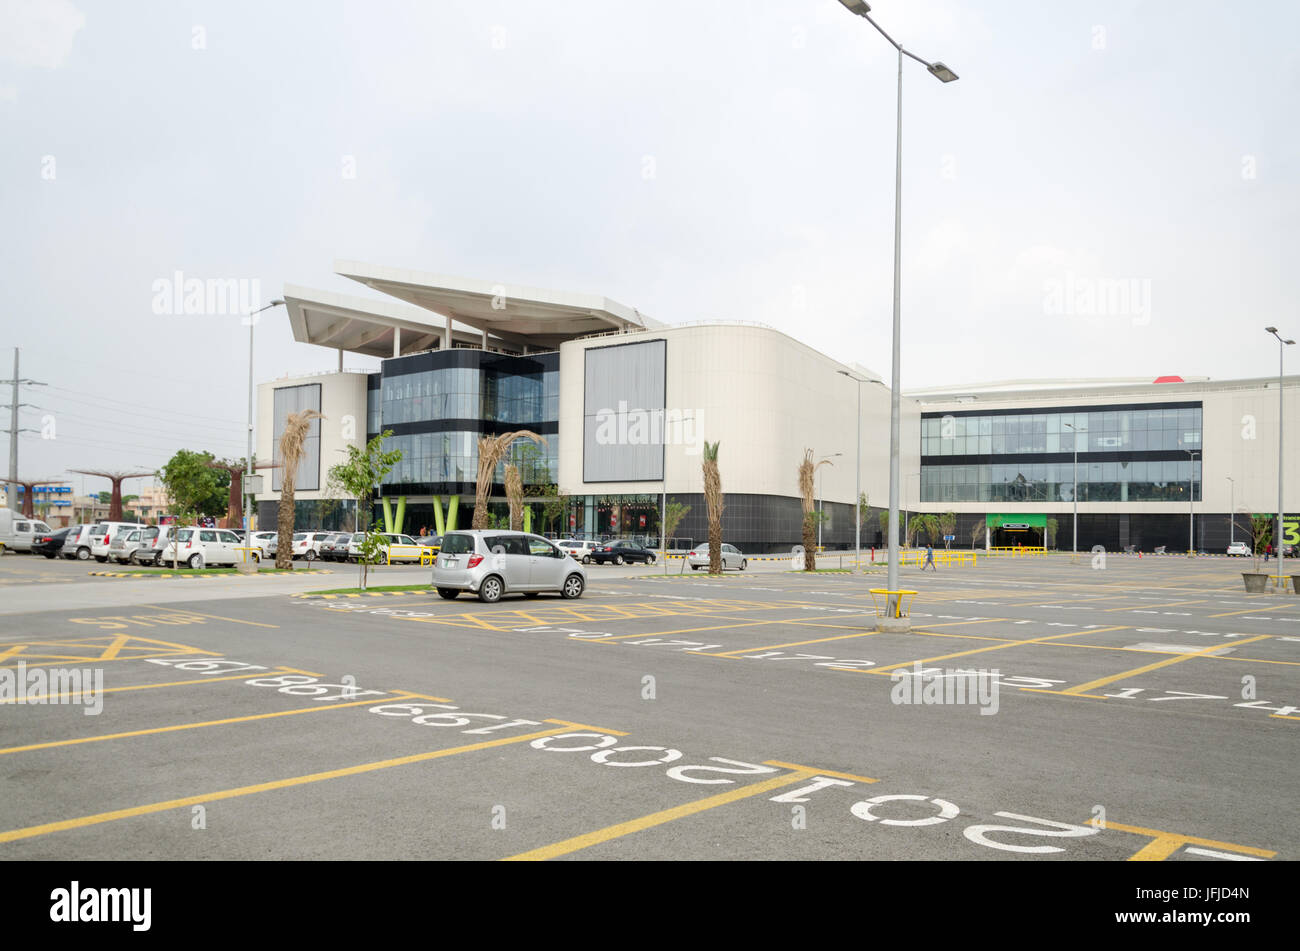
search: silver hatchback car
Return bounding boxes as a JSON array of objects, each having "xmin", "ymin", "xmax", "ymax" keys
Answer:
[{"xmin": 433, "ymin": 530, "xmax": 587, "ymax": 602}]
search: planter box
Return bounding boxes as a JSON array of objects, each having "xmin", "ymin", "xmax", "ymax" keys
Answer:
[{"xmin": 1242, "ymin": 573, "xmax": 1270, "ymax": 593}]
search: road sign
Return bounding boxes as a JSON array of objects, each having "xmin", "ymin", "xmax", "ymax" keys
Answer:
[{"xmin": 943, "ymin": 534, "xmax": 955, "ymax": 541}]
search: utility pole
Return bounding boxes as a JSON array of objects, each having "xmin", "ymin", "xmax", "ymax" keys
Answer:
[{"xmin": 1, "ymin": 348, "xmax": 46, "ymax": 512}]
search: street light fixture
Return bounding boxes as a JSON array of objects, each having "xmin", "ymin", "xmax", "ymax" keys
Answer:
[
  {"xmin": 1226, "ymin": 476, "xmax": 1235, "ymax": 546},
  {"xmin": 1266, "ymin": 327, "xmax": 1294, "ymax": 575},
  {"xmin": 1064, "ymin": 422, "xmax": 1079, "ymax": 559},
  {"xmin": 245, "ymin": 299, "xmax": 286, "ymax": 533},
  {"xmin": 837, "ymin": 0, "xmax": 958, "ymax": 618},
  {"xmin": 1184, "ymin": 449, "xmax": 1199, "ymax": 555},
  {"xmin": 838, "ymin": 369, "xmax": 884, "ymax": 572}
]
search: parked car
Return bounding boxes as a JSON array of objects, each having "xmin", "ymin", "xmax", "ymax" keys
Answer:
[
  {"xmin": 61, "ymin": 524, "xmax": 95, "ymax": 560},
  {"xmin": 432, "ymin": 530, "xmax": 586, "ymax": 602},
  {"xmin": 32, "ymin": 527, "xmax": 72, "ymax": 558},
  {"xmin": 589, "ymin": 540, "xmax": 657, "ymax": 565},
  {"xmin": 415, "ymin": 534, "xmax": 443, "ymax": 554},
  {"xmin": 319, "ymin": 533, "xmax": 353, "ymax": 561},
  {"xmin": 250, "ymin": 531, "xmax": 278, "ymax": 559},
  {"xmin": 0, "ymin": 511, "xmax": 54, "ymax": 553},
  {"xmin": 86, "ymin": 521, "xmax": 147, "ymax": 562},
  {"xmin": 686, "ymin": 543, "xmax": 747, "ymax": 571},
  {"xmin": 108, "ymin": 528, "xmax": 150, "ymax": 565},
  {"xmin": 133, "ymin": 526, "xmax": 178, "ymax": 566},
  {"xmin": 1226, "ymin": 541, "xmax": 1251, "ymax": 557},
  {"xmin": 160, "ymin": 527, "xmax": 244, "ymax": 568},
  {"xmin": 347, "ymin": 532, "xmax": 420, "ymax": 563},
  {"xmin": 292, "ymin": 532, "xmax": 335, "ymax": 561},
  {"xmin": 557, "ymin": 538, "xmax": 600, "ymax": 564}
]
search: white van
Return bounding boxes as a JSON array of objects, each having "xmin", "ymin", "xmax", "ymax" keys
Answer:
[
  {"xmin": 160, "ymin": 527, "xmax": 243, "ymax": 568},
  {"xmin": 0, "ymin": 510, "xmax": 53, "ymax": 553}
]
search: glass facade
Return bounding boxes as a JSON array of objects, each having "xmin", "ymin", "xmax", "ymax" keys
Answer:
[
  {"xmin": 920, "ymin": 402, "xmax": 1203, "ymax": 503},
  {"xmin": 375, "ymin": 349, "xmax": 559, "ymax": 494}
]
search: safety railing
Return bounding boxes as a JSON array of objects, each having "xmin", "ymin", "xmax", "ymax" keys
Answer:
[
  {"xmin": 986, "ymin": 546, "xmax": 1047, "ymax": 556},
  {"xmin": 386, "ymin": 545, "xmax": 439, "ymax": 566},
  {"xmin": 869, "ymin": 589, "xmax": 918, "ymax": 619}
]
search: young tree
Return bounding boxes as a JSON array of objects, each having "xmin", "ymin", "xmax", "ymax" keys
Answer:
[
  {"xmin": 878, "ymin": 508, "xmax": 890, "ymax": 546},
  {"xmin": 326, "ymin": 431, "xmax": 403, "ymax": 590},
  {"xmin": 662, "ymin": 500, "xmax": 690, "ymax": 550},
  {"xmin": 969, "ymin": 518, "xmax": 986, "ymax": 550},
  {"xmin": 1045, "ymin": 517, "xmax": 1059, "ymax": 550},
  {"xmin": 473, "ymin": 431, "xmax": 547, "ymax": 529},
  {"xmin": 1247, "ymin": 513, "xmax": 1273, "ymax": 574},
  {"xmin": 702, "ymin": 441, "xmax": 723, "ymax": 573},
  {"xmin": 274, "ymin": 410, "xmax": 324, "ymax": 569},
  {"xmin": 159, "ymin": 450, "xmax": 228, "ymax": 519},
  {"xmin": 797, "ymin": 449, "xmax": 833, "ymax": 572},
  {"xmin": 937, "ymin": 511, "xmax": 957, "ymax": 549}
]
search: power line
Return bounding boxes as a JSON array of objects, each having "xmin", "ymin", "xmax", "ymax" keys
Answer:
[{"xmin": 41, "ymin": 386, "xmax": 247, "ymax": 429}]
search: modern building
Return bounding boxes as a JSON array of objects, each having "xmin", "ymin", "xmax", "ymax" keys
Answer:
[{"xmin": 254, "ymin": 261, "xmax": 1298, "ymax": 553}]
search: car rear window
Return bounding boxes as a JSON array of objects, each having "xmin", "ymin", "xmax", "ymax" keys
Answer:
[
  {"xmin": 441, "ymin": 533, "xmax": 476, "ymax": 554},
  {"xmin": 485, "ymin": 535, "xmax": 529, "ymax": 556},
  {"xmin": 89, "ymin": 525, "xmax": 107, "ymax": 537}
]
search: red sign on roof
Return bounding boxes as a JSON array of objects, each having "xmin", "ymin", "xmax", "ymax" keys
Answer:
[{"xmin": 1153, "ymin": 375, "xmax": 1184, "ymax": 384}]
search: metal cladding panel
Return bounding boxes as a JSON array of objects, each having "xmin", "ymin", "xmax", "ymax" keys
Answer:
[
  {"xmin": 583, "ymin": 339, "xmax": 666, "ymax": 482},
  {"xmin": 272, "ymin": 384, "xmax": 322, "ymax": 492}
]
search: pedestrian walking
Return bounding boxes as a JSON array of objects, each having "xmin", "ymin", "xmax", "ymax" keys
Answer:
[
  {"xmin": 922, "ymin": 544, "xmax": 937, "ymax": 572},
  {"xmin": 1265, "ymin": 543, "xmax": 1272, "ymax": 562}
]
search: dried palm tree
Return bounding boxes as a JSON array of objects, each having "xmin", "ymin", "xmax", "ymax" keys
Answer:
[
  {"xmin": 702, "ymin": 441, "xmax": 723, "ymax": 573},
  {"xmin": 275, "ymin": 409, "xmax": 324, "ymax": 569},
  {"xmin": 798, "ymin": 449, "xmax": 833, "ymax": 572},
  {"xmin": 505, "ymin": 463, "xmax": 525, "ymax": 531},
  {"xmin": 472, "ymin": 431, "xmax": 547, "ymax": 529}
]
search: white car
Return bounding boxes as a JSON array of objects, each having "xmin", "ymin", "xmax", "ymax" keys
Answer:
[
  {"xmin": 686, "ymin": 543, "xmax": 747, "ymax": 571},
  {"xmin": 346, "ymin": 532, "xmax": 419, "ymax": 563},
  {"xmin": 1226, "ymin": 541, "xmax": 1251, "ymax": 557},
  {"xmin": 249, "ymin": 531, "xmax": 279, "ymax": 558},
  {"xmin": 61, "ymin": 524, "xmax": 95, "ymax": 560},
  {"xmin": 0, "ymin": 512, "xmax": 53, "ymax": 553},
  {"xmin": 292, "ymin": 532, "xmax": 334, "ymax": 561},
  {"xmin": 160, "ymin": 527, "xmax": 244, "ymax": 568},
  {"xmin": 557, "ymin": 538, "xmax": 600, "ymax": 564},
  {"xmin": 86, "ymin": 521, "xmax": 147, "ymax": 563},
  {"xmin": 108, "ymin": 528, "xmax": 150, "ymax": 564}
]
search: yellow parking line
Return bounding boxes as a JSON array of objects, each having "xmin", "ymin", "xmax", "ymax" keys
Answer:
[
  {"xmin": 0, "ymin": 696, "xmax": 391, "ymax": 756},
  {"xmin": 138, "ymin": 604, "xmax": 278, "ymax": 628},
  {"xmin": 1058, "ymin": 634, "xmax": 1271, "ymax": 696},
  {"xmin": 0, "ymin": 727, "xmax": 570, "ymax": 845},
  {"xmin": 0, "ymin": 645, "xmax": 27, "ymax": 664},
  {"xmin": 502, "ymin": 769, "xmax": 815, "ymax": 861},
  {"xmin": 1101, "ymin": 820, "xmax": 1275, "ymax": 861},
  {"xmin": 710, "ymin": 631, "xmax": 879, "ymax": 657},
  {"xmin": 763, "ymin": 761, "xmax": 877, "ymax": 784},
  {"xmin": 1207, "ymin": 605, "xmax": 1287, "ymax": 618},
  {"xmin": 1103, "ymin": 598, "xmax": 1211, "ymax": 612},
  {"xmin": 96, "ymin": 634, "xmax": 132, "ymax": 661},
  {"xmin": 543, "ymin": 718, "xmax": 630, "ymax": 737},
  {"xmin": 865, "ymin": 627, "xmax": 1130, "ymax": 675}
]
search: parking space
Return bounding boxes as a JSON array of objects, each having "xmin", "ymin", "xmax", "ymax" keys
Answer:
[{"xmin": 0, "ymin": 553, "xmax": 1295, "ymax": 861}]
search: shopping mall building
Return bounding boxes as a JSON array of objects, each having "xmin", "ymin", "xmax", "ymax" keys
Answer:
[{"xmin": 254, "ymin": 261, "xmax": 1299, "ymax": 553}]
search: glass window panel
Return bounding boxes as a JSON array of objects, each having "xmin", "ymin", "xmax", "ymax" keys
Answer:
[
  {"xmin": 979, "ymin": 435, "xmax": 991, "ymax": 454},
  {"xmin": 979, "ymin": 417, "xmax": 991, "ymax": 436},
  {"xmin": 991, "ymin": 416, "xmax": 1005, "ymax": 435}
]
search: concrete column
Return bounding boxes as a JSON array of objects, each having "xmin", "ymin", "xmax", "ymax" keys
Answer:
[
  {"xmin": 441, "ymin": 315, "xmax": 451, "ymax": 349},
  {"xmin": 393, "ymin": 327, "xmax": 402, "ymax": 358},
  {"xmin": 337, "ymin": 349, "xmax": 343, "ymax": 371},
  {"xmin": 481, "ymin": 327, "xmax": 489, "ymax": 350}
]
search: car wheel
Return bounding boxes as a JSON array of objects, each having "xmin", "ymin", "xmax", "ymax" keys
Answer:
[
  {"xmin": 615, "ymin": 554, "xmax": 625, "ymax": 565},
  {"xmin": 188, "ymin": 554, "xmax": 203, "ymax": 570},
  {"xmin": 690, "ymin": 564, "xmax": 699, "ymax": 570},
  {"xmin": 437, "ymin": 588, "xmax": 459, "ymax": 600},
  {"xmin": 44, "ymin": 552, "xmax": 56, "ymax": 559},
  {"xmin": 646, "ymin": 555, "xmax": 655, "ymax": 565},
  {"xmin": 77, "ymin": 547, "xmax": 91, "ymax": 561},
  {"xmin": 304, "ymin": 550, "xmax": 315, "ymax": 562},
  {"xmin": 478, "ymin": 575, "xmax": 503, "ymax": 603},
  {"xmin": 740, "ymin": 559, "xmax": 747, "ymax": 570},
  {"xmin": 582, "ymin": 555, "xmax": 591, "ymax": 565},
  {"xmin": 561, "ymin": 573, "xmax": 585, "ymax": 599}
]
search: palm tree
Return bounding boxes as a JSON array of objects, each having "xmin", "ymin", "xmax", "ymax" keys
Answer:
[
  {"xmin": 472, "ymin": 431, "xmax": 546, "ymax": 529},
  {"xmin": 702, "ymin": 441, "xmax": 723, "ymax": 573},
  {"xmin": 275, "ymin": 409, "xmax": 324, "ymax": 569},
  {"xmin": 798, "ymin": 449, "xmax": 833, "ymax": 572},
  {"xmin": 505, "ymin": 463, "xmax": 525, "ymax": 531}
]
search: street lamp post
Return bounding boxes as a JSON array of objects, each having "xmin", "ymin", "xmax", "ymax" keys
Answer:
[
  {"xmin": 245, "ymin": 299, "xmax": 285, "ymax": 535},
  {"xmin": 1184, "ymin": 449, "xmax": 1199, "ymax": 555},
  {"xmin": 1064, "ymin": 422, "xmax": 1079, "ymax": 558},
  {"xmin": 1227, "ymin": 476, "xmax": 1235, "ymax": 546},
  {"xmin": 1266, "ymin": 327, "xmax": 1294, "ymax": 577},
  {"xmin": 837, "ymin": 0, "xmax": 958, "ymax": 618},
  {"xmin": 837, "ymin": 370, "xmax": 882, "ymax": 572}
]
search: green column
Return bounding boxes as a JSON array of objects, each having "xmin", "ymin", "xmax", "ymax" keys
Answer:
[
  {"xmin": 446, "ymin": 495, "xmax": 459, "ymax": 532},
  {"xmin": 432, "ymin": 496, "xmax": 445, "ymax": 536},
  {"xmin": 394, "ymin": 496, "xmax": 406, "ymax": 535},
  {"xmin": 523, "ymin": 505, "xmax": 532, "ymax": 534},
  {"xmin": 381, "ymin": 497, "xmax": 393, "ymax": 534}
]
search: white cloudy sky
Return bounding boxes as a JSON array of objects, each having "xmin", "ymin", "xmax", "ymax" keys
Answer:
[{"xmin": 2, "ymin": 0, "xmax": 1298, "ymax": 490}]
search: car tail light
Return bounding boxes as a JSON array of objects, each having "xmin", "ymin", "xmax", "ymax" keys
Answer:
[
  {"xmin": 467, "ymin": 554, "xmax": 483, "ymax": 568},
  {"xmin": 103, "ymin": 535, "xmax": 110, "ymax": 545},
  {"xmin": 186, "ymin": 540, "xmax": 192, "ymax": 549}
]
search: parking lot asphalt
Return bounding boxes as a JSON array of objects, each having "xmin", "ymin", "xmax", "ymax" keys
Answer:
[{"xmin": 1, "ymin": 550, "xmax": 1296, "ymax": 860}]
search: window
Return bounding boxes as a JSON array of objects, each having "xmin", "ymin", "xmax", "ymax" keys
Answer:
[{"xmin": 529, "ymin": 538, "xmax": 560, "ymax": 557}]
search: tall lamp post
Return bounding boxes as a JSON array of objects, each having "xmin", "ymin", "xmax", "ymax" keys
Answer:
[
  {"xmin": 819, "ymin": 451, "xmax": 845, "ymax": 550},
  {"xmin": 1184, "ymin": 449, "xmax": 1199, "ymax": 555},
  {"xmin": 1064, "ymin": 422, "xmax": 1079, "ymax": 558},
  {"xmin": 1226, "ymin": 475, "xmax": 1235, "ymax": 546},
  {"xmin": 837, "ymin": 370, "xmax": 883, "ymax": 572},
  {"xmin": 245, "ymin": 299, "xmax": 286, "ymax": 534},
  {"xmin": 1266, "ymin": 327, "xmax": 1294, "ymax": 577},
  {"xmin": 837, "ymin": 0, "xmax": 958, "ymax": 618}
]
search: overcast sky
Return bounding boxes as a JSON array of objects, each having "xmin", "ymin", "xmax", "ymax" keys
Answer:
[{"xmin": 2, "ymin": 0, "xmax": 1298, "ymax": 492}]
